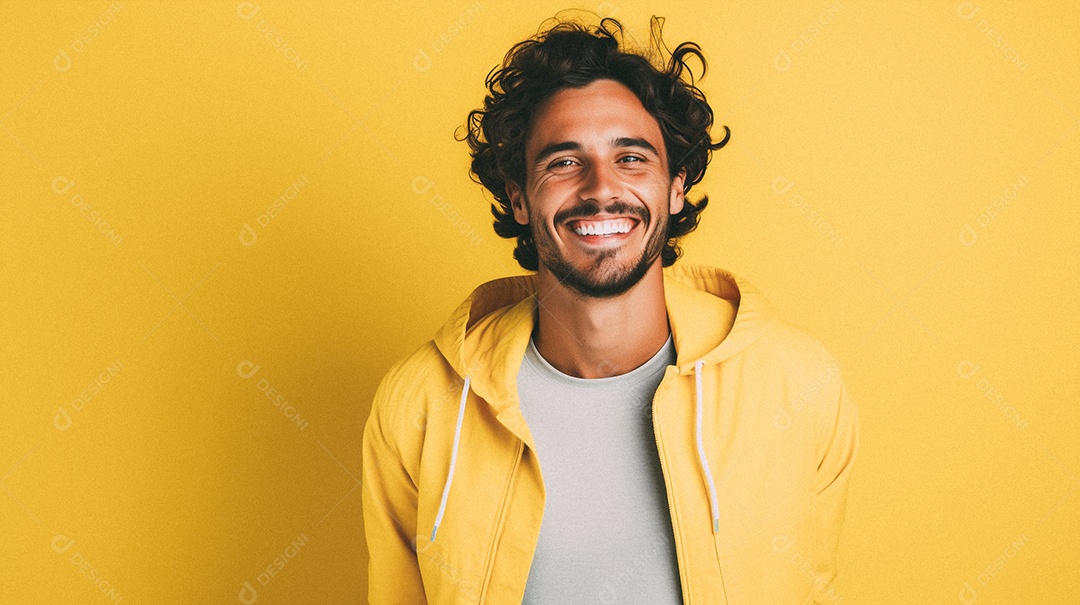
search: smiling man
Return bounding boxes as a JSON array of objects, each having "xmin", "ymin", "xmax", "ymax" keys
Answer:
[{"xmin": 363, "ymin": 16, "xmax": 859, "ymax": 604}]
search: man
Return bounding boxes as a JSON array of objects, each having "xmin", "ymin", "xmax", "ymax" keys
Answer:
[{"xmin": 363, "ymin": 16, "xmax": 858, "ymax": 604}]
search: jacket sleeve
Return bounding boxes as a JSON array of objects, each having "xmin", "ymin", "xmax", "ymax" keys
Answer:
[
  {"xmin": 362, "ymin": 370, "xmax": 428, "ymax": 605},
  {"xmin": 810, "ymin": 378, "xmax": 859, "ymax": 604}
]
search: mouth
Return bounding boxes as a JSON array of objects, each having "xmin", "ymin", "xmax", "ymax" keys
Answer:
[{"xmin": 564, "ymin": 217, "xmax": 640, "ymax": 242}]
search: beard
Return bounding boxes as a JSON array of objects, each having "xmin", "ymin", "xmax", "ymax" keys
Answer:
[{"xmin": 530, "ymin": 199, "xmax": 669, "ymax": 299}]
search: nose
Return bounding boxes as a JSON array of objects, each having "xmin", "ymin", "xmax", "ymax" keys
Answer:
[{"xmin": 579, "ymin": 161, "xmax": 623, "ymax": 204}]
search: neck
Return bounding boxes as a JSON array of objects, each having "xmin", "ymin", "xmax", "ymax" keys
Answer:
[{"xmin": 533, "ymin": 261, "xmax": 670, "ymax": 378}]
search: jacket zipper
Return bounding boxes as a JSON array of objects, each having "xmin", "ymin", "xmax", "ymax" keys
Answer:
[
  {"xmin": 653, "ymin": 373, "xmax": 690, "ymax": 603},
  {"xmin": 477, "ymin": 438, "xmax": 525, "ymax": 603}
]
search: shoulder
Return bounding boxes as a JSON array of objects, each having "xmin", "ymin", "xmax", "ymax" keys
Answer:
[
  {"xmin": 732, "ymin": 320, "xmax": 859, "ymax": 467},
  {"xmin": 367, "ymin": 341, "xmax": 459, "ymax": 437},
  {"xmin": 749, "ymin": 316, "xmax": 845, "ymax": 378}
]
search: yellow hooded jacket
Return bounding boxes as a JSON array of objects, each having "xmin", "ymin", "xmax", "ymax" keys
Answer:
[{"xmin": 363, "ymin": 264, "xmax": 859, "ymax": 604}]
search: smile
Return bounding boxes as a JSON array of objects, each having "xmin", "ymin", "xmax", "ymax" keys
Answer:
[{"xmin": 567, "ymin": 217, "xmax": 637, "ymax": 236}]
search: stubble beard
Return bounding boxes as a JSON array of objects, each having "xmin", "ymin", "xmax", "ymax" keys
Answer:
[{"xmin": 531, "ymin": 203, "xmax": 669, "ymax": 299}]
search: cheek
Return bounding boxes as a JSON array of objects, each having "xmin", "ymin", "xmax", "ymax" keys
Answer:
[
  {"xmin": 528, "ymin": 186, "xmax": 569, "ymax": 220},
  {"xmin": 630, "ymin": 180, "xmax": 669, "ymax": 208},
  {"xmin": 531, "ymin": 176, "xmax": 566, "ymax": 203}
]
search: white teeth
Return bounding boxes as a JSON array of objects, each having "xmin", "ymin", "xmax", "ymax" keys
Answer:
[{"xmin": 572, "ymin": 218, "xmax": 633, "ymax": 236}]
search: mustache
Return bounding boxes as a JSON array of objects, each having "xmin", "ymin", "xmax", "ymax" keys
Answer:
[{"xmin": 554, "ymin": 201, "xmax": 649, "ymax": 225}]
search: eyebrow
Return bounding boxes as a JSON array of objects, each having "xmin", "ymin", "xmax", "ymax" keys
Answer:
[
  {"xmin": 617, "ymin": 136, "xmax": 656, "ymax": 156},
  {"xmin": 533, "ymin": 137, "xmax": 660, "ymax": 165},
  {"xmin": 533, "ymin": 141, "xmax": 578, "ymax": 165}
]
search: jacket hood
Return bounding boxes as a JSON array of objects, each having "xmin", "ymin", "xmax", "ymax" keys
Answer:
[{"xmin": 432, "ymin": 263, "xmax": 776, "ymax": 411}]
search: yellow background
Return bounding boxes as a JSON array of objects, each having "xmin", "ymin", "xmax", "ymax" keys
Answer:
[{"xmin": 2, "ymin": 1, "xmax": 1077, "ymax": 603}]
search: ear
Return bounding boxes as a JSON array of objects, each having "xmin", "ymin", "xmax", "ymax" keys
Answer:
[
  {"xmin": 669, "ymin": 168, "xmax": 687, "ymax": 215},
  {"xmin": 505, "ymin": 180, "xmax": 529, "ymax": 226}
]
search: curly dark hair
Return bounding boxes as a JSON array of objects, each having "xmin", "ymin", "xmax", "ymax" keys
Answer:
[{"xmin": 458, "ymin": 15, "xmax": 730, "ymax": 270}]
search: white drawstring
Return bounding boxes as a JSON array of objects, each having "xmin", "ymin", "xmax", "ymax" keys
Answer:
[
  {"xmin": 431, "ymin": 375, "xmax": 470, "ymax": 542},
  {"xmin": 432, "ymin": 366, "xmax": 718, "ymax": 539},
  {"xmin": 694, "ymin": 360, "xmax": 720, "ymax": 533}
]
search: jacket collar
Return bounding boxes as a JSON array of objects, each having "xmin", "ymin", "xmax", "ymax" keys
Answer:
[{"xmin": 432, "ymin": 264, "xmax": 774, "ymax": 413}]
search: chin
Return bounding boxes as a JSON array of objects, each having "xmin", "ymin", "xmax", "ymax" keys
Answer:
[{"xmin": 545, "ymin": 252, "xmax": 659, "ymax": 299}]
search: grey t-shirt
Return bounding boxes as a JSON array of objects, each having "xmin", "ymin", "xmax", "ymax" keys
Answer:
[{"xmin": 517, "ymin": 334, "xmax": 682, "ymax": 604}]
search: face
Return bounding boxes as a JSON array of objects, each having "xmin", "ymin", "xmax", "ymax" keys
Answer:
[{"xmin": 506, "ymin": 78, "xmax": 686, "ymax": 298}]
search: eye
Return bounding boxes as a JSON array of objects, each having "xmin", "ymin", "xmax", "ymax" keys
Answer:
[
  {"xmin": 548, "ymin": 158, "xmax": 577, "ymax": 169},
  {"xmin": 618, "ymin": 155, "xmax": 645, "ymax": 163}
]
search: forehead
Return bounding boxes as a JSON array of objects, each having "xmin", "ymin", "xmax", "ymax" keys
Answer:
[{"xmin": 525, "ymin": 79, "xmax": 666, "ymax": 157}]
